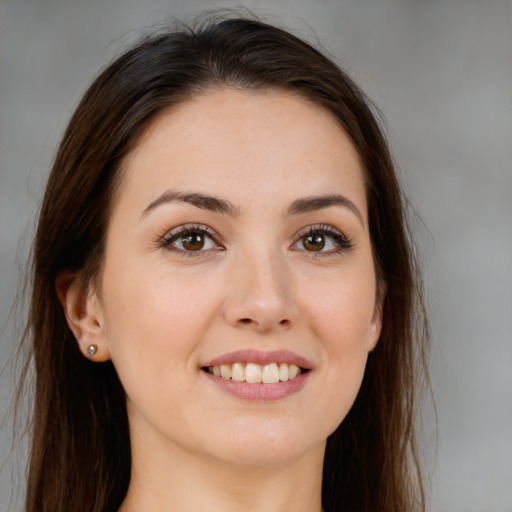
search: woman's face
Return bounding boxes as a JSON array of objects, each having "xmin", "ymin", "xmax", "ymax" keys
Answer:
[{"xmin": 93, "ymin": 89, "xmax": 381, "ymax": 467}]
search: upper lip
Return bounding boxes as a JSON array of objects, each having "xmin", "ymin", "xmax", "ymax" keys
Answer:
[{"xmin": 201, "ymin": 349, "xmax": 314, "ymax": 370}]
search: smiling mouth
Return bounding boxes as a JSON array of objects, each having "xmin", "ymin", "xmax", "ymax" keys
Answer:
[{"xmin": 202, "ymin": 362, "xmax": 307, "ymax": 384}]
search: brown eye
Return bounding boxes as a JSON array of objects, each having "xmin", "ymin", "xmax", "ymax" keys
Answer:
[
  {"xmin": 163, "ymin": 226, "xmax": 219, "ymax": 254},
  {"xmin": 181, "ymin": 233, "xmax": 205, "ymax": 251},
  {"xmin": 292, "ymin": 226, "xmax": 353, "ymax": 254},
  {"xmin": 302, "ymin": 233, "xmax": 325, "ymax": 251}
]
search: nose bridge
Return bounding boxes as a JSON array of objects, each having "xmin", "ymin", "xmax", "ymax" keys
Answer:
[{"xmin": 224, "ymin": 242, "xmax": 297, "ymax": 332}]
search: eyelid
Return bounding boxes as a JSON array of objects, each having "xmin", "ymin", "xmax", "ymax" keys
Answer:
[
  {"xmin": 291, "ymin": 224, "xmax": 353, "ymax": 253},
  {"xmin": 159, "ymin": 223, "xmax": 224, "ymax": 254},
  {"xmin": 156, "ymin": 222, "xmax": 351, "ymax": 256}
]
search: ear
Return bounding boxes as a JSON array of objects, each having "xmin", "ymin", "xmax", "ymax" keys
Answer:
[
  {"xmin": 368, "ymin": 290, "xmax": 384, "ymax": 352},
  {"xmin": 55, "ymin": 271, "xmax": 110, "ymax": 361}
]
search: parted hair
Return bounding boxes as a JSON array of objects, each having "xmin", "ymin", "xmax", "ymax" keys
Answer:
[{"xmin": 20, "ymin": 12, "xmax": 429, "ymax": 512}]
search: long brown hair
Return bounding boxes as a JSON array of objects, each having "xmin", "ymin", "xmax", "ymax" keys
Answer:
[{"xmin": 19, "ymin": 13, "xmax": 430, "ymax": 512}]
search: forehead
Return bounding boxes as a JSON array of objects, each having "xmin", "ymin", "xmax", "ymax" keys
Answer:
[{"xmin": 115, "ymin": 88, "xmax": 367, "ymax": 218}]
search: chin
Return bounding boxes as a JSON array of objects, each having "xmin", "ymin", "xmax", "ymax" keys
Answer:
[{"xmin": 199, "ymin": 418, "xmax": 329, "ymax": 469}]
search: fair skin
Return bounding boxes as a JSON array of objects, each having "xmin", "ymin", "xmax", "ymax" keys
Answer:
[{"xmin": 59, "ymin": 89, "xmax": 382, "ymax": 512}]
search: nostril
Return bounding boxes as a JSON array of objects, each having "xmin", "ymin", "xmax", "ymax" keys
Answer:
[{"xmin": 235, "ymin": 317, "xmax": 291, "ymax": 329}]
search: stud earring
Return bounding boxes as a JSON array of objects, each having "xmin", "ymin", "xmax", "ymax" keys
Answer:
[{"xmin": 86, "ymin": 344, "xmax": 98, "ymax": 357}]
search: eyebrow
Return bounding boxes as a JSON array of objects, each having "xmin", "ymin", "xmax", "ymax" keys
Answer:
[
  {"xmin": 287, "ymin": 195, "xmax": 364, "ymax": 225},
  {"xmin": 141, "ymin": 190, "xmax": 363, "ymax": 225},
  {"xmin": 141, "ymin": 190, "xmax": 240, "ymax": 219}
]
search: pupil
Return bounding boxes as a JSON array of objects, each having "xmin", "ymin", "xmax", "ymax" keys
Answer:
[
  {"xmin": 304, "ymin": 234, "xmax": 325, "ymax": 251},
  {"xmin": 182, "ymin": 233, "xmax": 204, "ymax": 251}
]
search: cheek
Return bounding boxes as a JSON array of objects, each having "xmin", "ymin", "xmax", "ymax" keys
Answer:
[
  {"xmin": 99, "ymin": 258, "xmax": 221, "ymax": 384},
  {"xmin": 303, "ymin": 268, "xmax": 376, "ymax": 418},
  {"xmin": 307, "ymin": 267, "xmax": 377, "ymax": 349}
]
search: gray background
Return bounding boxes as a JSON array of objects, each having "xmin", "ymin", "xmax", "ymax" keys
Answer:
[{"xmin": 1, "ymin": 0, "xmax": 511, "ymax": 511}]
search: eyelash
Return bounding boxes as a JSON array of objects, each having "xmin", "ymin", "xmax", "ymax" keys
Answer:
[
  {"xmin": 293, "ymin": 224, "xmax": 353, "ymax": 256},
  {"xmin": 158, "ymin": 224, "xmax": 223, "ymax": 257},
  {"xmin": 158, "ymin": 223, "xmax": 353, "ymax": 257}
]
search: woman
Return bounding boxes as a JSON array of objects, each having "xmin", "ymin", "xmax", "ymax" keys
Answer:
[{"xmin": 20, "ymin": 13, "xmax": 429, "ymax": 512}]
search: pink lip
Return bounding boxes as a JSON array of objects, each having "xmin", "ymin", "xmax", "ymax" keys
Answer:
[
  {"xmin": 203, "ymin": 370, "xmax": 310, "ymax": 401},
  {"xmin": 201, "ymin": 349, "xmax": 314, "ymax": 369},
  {"xmin": 200, "ymin": 349, "xmax": 313, "ymax": 402}
]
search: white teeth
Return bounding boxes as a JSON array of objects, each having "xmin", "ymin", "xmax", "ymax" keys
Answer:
[
  {"xmin": 289, "ymin": 364, "xmax": 300, "ymax": 379},
  {"xmin": 231, "ymin": 362, "xmax": 245, "ymax": 382},
  {"xmin": 245, "ymin": 363, "xmax": 262, "ymax": 383},
  {"xmin": 206, "ymin": 362, "xmax": 304, "ymax": 383},
  {"xmin": 220, "ymin": 364, "xmax": 232, "ymax": 379},
  {"xmin": 278, "ymin": 363, "xmax": 289, "ymax": 381},
  {"xmin": 261, "ymin": 363, "xmax": 279, "ymax": 384}
]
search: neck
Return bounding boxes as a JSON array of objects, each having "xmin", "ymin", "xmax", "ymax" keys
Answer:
[{"xmin": 119, "ymin": 427, "xmax": 325, "ymax": 512}]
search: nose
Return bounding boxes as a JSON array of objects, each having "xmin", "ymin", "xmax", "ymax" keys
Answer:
[{"xmin": 223, "ymin": 249, "xmax": 298, "ymax": 334}]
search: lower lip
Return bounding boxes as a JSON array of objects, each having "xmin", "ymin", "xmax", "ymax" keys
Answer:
[{"xmin": 203, "ymin": 370, "xmax": 310, "ymax": 401}]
